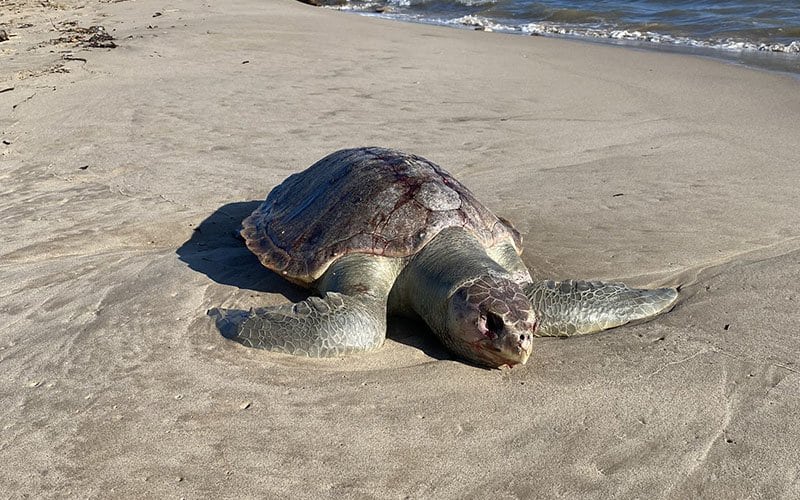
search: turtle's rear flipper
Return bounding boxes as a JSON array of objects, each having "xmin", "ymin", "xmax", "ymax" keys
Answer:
[
  {"xmin": 208, "ymin": 292, "xmax": 386, "ymax": 357},
  {"xmin": 524, "ymin": 280, "xmax": 678, "ymax": 337}
]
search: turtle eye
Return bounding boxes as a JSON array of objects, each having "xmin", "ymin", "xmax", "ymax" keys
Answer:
[{"xmin": 486, "ymin": 312, "xmax": 504, "ymax": 336}]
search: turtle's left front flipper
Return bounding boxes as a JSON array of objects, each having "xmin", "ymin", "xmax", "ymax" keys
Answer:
[
  {"xmin": 208, "ymin": 292, "xmax": 387, "ymax": 357},
  {"xmin": 209, "ymin": 254, "xmax": 401, "ymax": 357},
  {"xmin": 524, "ymin": 280, "xmax": 678, "ymax": 337}
]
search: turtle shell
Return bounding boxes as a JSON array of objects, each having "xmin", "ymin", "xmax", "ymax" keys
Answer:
[{"xmin": 241, "ymin": 147, "xmax": 523, "ymax": 284}]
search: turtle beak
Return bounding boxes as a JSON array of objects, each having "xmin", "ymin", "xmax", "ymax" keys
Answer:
[
  {"xmin": 510, "ymin": 332, "xmax": 532, "ymax": 365},
  {"xmin": 474, "ymin": 331, "xmax": 532, "ymax": 367}
]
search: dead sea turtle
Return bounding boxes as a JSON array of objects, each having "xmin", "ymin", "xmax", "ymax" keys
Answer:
[{"xmin": 209, "ymin": 147, "xmax": 677, "ymax": 368}]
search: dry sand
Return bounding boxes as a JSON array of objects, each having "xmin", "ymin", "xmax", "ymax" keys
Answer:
[{"xmin": 1, "ymin": 0, "xmax": 799, "ymax": 497}]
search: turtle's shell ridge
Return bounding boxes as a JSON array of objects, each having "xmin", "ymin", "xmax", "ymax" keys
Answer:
[{"xmin": 242, "ymin": 147, "xmax": 521, "ymax": 283}]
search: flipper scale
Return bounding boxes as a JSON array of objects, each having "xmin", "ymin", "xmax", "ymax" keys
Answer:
[{"xmin": 525, "ymin": 280, "xmax": 678, "ymax": 337}]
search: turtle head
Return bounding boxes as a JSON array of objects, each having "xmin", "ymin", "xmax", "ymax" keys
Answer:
[{"xmin": 444, "ymin": 275, "xmax": 536, "ymax": 368}]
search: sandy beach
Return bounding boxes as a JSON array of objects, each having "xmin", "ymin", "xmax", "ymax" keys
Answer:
[{"xmin": 1, "ymin": 0, "xmax": 799, "ymax": 497}]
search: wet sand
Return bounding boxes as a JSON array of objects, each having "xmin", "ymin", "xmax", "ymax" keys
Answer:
[{"xmin": 1, "ymin": 0, "xmax": 799, "ymax": 497}]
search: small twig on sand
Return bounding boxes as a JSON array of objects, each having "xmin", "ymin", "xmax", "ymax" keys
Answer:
[
  {"xmin": 0, "ymin": 87, "xmax": 14, "ymax": 94},
  {"xmin": 12, "ymin": 93, "xmax": 37, "ymax": 110}
]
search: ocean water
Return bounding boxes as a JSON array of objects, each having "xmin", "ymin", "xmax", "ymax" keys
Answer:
[{"xmin": 318, "ymin": 0, "xmax": 800, "ymax": 74}]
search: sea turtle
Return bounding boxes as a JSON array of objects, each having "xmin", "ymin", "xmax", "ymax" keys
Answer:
[{"xmin": 209, "ymin": 147, "xmax": 677, "ymax": 368}]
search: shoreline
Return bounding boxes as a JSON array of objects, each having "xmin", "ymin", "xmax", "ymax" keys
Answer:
[
  {"xmin": 336, "ymin": 7, "xmax": 800, "ymax": 79},
  {"xmin": 1, "ymin": 0, "xmax": 799, "ymax": 497},
  {"xmin": 323, "ymin": 6, "xmax": 800, "ymax": 77}
]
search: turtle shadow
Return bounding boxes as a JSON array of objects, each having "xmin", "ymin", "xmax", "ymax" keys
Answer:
[
  {"xmin": 176, "ymin": 201, "xmax": 307, "ymax": 301},
  {"xmin": 386, "ymin": 317, "xmax": 454, "ymax": 362},
  {"xmin": 387, "ymin": 318, "xmax": 495, "ymax": 368}
]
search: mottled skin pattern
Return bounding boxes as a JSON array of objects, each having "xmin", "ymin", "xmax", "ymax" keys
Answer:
[{"xmin": 210, "ymin": 147, "xmax": 678, "ymax": 368}]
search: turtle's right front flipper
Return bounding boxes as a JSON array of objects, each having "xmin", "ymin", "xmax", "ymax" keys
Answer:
[
  {"xmin": 524, "ymin": 280, "xmax": 678, "ymax": 337},
  {"xmin": 208, "ymin": 292, "xmax": 386, "ymax": 357}
]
